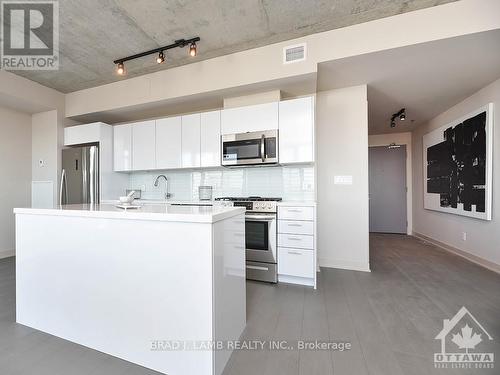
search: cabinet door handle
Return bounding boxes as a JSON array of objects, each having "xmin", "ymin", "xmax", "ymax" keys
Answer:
[
  {"xmin": 288, "ymin": 237, "xmax": 301, "ymax": 241},
  {"xmin": 287, "ymin": 223, "xmax": 302, "ymax": 227},
  {"xmin": 288, "ymin": 251, "xmax": 302, "ymax": 255},
  {"xmin": 287, "ymin": 209, "xmax": 302, "ymax": 212}
]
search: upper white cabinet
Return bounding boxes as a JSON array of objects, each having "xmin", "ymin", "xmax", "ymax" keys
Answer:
[
  {"xmin": 64, "ymin": 123, "xmax": 102, "ymax": 146},
  {"xmin": 221, "ymin": 102, "xmax": 278, "ymax": 134},
  {"xmin": 181, "ymin": 114, "xmax": 201, "ymax": 168},
  {"xmin": 156, "ymin": 116, "xmax": 182, "ymax": 169},
  {"xmin": 113, "ymin": 124, "xmax": 132, "ymax": 171},
  {"xmin": 201, "ymin": 111, "xmax": 221, "ymax": 167},
  {"xmin": 279, "ymin": 97, "xmax": 315, "ymax": 164},
  {"xmin": 132, "ymin": 120, "xmax": 156, "ymax": 170}
]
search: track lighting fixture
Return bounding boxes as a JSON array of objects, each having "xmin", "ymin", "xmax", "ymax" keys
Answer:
[
  {"xmin": 113, "ymin": 36, "xmax": 200, "ymax": 76},
  {"xmin": 390, "ymin": 108, "xmax": 406, "ymax": 128},
  {"xmin": 116, "ymin": 62, "xmax": 125, "ymax": 75},
  {"xmin": 156, "ymin": 51, "xmax": 165, "ymax": 64},
  {"xmin": 189, "ymin": 42, "xmax": 197, "ymax": 57}
]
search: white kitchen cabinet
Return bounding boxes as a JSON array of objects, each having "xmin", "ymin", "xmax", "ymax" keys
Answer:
[
  {"xmin": 113, "ymin": 124, "xmax": 132, "ymax": 172},
  {"xmin": 278, "ymin": 248, "xmax": 315, "ymax": 279},
  {"xmin": 278, "ymin": 233, "xmax": 314, "ymax": 250},
  {"xmin": 156, "ymin": 116, "xmax": 182, "ymax": 169},
  {"xmin": 278, "ymin": 206, "xmax": 314, "ymax": 221},
  {"xmin": 64, "ymin": 123, "xmax": 102, "ymax": 146},
  {"xmin": 132, "ymin": 120, "xmax": 156, "ymax": 170},
  {"xmin": 277, "ymin": 204, "xmax": 316, "ymax": 288},
  {"xmin": 201, "ymin": 111, "xmax": 221, "ymax": 167},
  {"xmin": 279, "ymin": 96, "xmax": 314, "ymax": 163},
  {"xmin": 182, "ymin": 114, "xmax": 201, "ymax": 168},
  {"xmin": 221, "ymin": 102, "xmax": 278, "ymax": 134}
]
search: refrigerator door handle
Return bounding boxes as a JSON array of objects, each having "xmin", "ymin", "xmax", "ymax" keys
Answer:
[{"xmin": 59, "ymin": 169, "xmax": 67, "ymax": 206}]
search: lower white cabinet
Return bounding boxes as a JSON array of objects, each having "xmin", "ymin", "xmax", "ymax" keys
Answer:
[
  {"xmin": 278, "ymin": 248, "xmax": 314, "ymax": 279},
  {"xmin": 278, "ymin": 233, "xmax": 314, "ymax": 250},
  {"xmin": 277, "ymin": 204, "xmax": 316, "ymax": 288}
]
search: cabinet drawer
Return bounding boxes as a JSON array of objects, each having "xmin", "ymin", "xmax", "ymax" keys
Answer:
[
  {"xmin": 278, "ymin": 248, "xmax": 314, "ymax": 278},
  {"xmin": 278, "ymin": 206, "xmax": 314, "ymax": 221},
  {"xmin": 278, "ymin": 234, "xmax": 313, "ymax": 249},
  {"xmin": 278, "ymin": 220, "xmax": 313, "ymax": 235}
]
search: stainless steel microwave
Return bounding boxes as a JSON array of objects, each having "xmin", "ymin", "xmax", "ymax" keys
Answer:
[{"xmin": 222, "ymin": 130, "xmax": 278, "ymax": 166}]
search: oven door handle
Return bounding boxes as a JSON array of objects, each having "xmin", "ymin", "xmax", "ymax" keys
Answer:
[{"xmin": 245, "ymin": 214, "xmax": 276, "ymax": 221}]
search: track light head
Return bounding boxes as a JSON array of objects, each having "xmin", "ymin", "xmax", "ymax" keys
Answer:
[
  {"xmin": 116, "ymin": 62, "xmax": 125, "ymax": 75},
  {"xmin": 189, "ymin": 42, "xmax": 197, "ymax": 57},
  {"xmin": 390, "ymin": 120, "xmax": 396, "ymax": 128},
  {"xmin": 156, "ymin": 51, "xmax": 165, "ymax": 64},
  {"xmin": 399, "ymin": 113, "xmax": 406, "ymax": 121}
]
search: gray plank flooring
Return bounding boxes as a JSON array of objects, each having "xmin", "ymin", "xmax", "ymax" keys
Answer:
[{"xmin": 1, "ymin": 234, "xmax": 499, "ymax": 374}]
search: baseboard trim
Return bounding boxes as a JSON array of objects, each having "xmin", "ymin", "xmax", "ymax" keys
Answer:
[
  {"xmin": 413, "ymin": 232, "xmax": 500, "ymax": 274},
  {"xmin": 319, "ymin": 258, "xmax": 371, "ymax": 272},
  {"xmin": 0, "ymin": 249, "xmax": 15, "ymax": 259},
  {"xmin": 278, "ymin": 275, "xmax": 315, "ymax": 288}
]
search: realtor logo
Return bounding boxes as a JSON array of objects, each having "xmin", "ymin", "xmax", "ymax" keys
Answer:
[
  {"xmin": 0, "ymin": 0, "xmax": 59, "ymax": 70},
  {"xmin": 434, "ymin": 306, "xmax": 494, "ymax": 369}
]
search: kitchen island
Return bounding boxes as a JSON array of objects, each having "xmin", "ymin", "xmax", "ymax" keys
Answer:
[{"xmin": 14, "ymin": 204, "xmax": 246, "ymax": 375}]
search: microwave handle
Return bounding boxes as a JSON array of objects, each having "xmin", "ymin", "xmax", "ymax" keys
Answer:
[{"xmin": 261, "ymin": 134, "xmax": 265, "ymax": 162}]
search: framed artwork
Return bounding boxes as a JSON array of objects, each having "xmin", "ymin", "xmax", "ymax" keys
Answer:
[{"xmin": 423, "ymin": 103, "xmax": 494, "ymax": 220}]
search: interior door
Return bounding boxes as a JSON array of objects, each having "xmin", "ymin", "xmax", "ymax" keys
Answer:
[{"xmin": 369, "ymin": 145, "xmax": 407, "ymax": 234}]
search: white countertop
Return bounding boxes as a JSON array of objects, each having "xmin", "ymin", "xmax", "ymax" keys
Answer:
[{"xmin": 14, "ymin": 203, "xmax": 245, "ymax": 223}]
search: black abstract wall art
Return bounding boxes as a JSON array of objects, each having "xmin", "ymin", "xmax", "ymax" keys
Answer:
[{"xmin": 423, "ymin": 104, "xmax": 493, "ymax": 220}]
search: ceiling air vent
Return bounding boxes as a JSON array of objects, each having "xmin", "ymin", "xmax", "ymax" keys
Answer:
[{"xmin": 283, "ymin": 43, "xmax": 306, "ymax": 64}]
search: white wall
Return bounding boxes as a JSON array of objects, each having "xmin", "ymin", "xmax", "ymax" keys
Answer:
[
  {"xmin": 369, "ymin": 132, "xmax": 412, "ymax": 234},
  {"xmin": 316, "ymin": 85, "xmax": 370, "ymax": 272},
  {"xmin": 0, "ymin": 106, "xmax": 32, "ymax": 258},
  {"xmin": 32, "ymin": 110, "xmax": 59, "ymax": 207},
  {"xmin": 412, "ymin": 77, "xmax": 500, "ymax": 269}
]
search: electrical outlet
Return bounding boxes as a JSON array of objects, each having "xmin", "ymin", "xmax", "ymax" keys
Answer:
[
  {"xmin": 462, "ymin": 232, "xmax": 467, "ymax": 241},
  {"xmin": 38, "ymin": 159, "xmax": 46, "ymax": 167}
]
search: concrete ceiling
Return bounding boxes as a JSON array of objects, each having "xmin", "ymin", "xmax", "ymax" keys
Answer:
[
  {"xmin": 317, "ymin": 29, "xmax": 500, "ymax": 135},
  {"xmin": 9, "ymin": 0, "xmax": 456, "ymax": 93}
]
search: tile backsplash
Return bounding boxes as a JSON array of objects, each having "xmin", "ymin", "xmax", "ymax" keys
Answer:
[{"xmin": 127, "ymin": 166, "xmax": 315, "ymax": 201}]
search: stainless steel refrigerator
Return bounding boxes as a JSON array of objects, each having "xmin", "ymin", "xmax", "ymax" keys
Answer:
[{"xmin": 60, "ymin": 145, "xmax": 99, "ymax": 205}]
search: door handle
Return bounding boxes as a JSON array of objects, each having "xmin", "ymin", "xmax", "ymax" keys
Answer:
[
  {"xmin": 261, "ymin": 135, "xmax": 265, "ymax": 162},
  {"xmin": 59, "ymin": 169, "xmax": 67, "ymax": 206},
  {"xmin": 246, "ymin": 265, "xmax": 269, "ymax": 271}
]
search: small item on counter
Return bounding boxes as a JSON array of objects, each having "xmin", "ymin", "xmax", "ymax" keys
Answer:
[
  {"xmin": 126, "ymin": 189, "xmax": 141, "ymax": 200},
  {"xmin": 199, "ymin": 186, "xmax": 213, "ymax": 201},
  {"xmin": 119, "ymin": 192, "xmax": 135, "ymax": 204}
]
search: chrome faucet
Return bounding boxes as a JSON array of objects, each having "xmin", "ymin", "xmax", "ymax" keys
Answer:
[{"xmin": 153, "ymin": 175, "xmax": 172, "ymax": 200}]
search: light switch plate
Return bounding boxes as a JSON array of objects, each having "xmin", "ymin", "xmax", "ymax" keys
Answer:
[{"xmin": 334, "ymin": 175, "xmax": 353, "ymax": 185}]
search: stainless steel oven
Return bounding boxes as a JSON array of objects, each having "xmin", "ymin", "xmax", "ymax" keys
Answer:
[
  {"xmin": 222, "ymin": 130, "xmax": 278, "ymax": 166},
  {"xmin": 215, "ymin": 197, "xmax": 280, "ymax": 283}
]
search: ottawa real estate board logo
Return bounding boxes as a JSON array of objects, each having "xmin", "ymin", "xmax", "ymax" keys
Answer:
[
  {"xmin": 1, "ymin": 0, "xmax": 59, "ymax": 70},
  {"xmin": 434, "ymin": 306, "xmax": 494, "ymax": 370}
]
